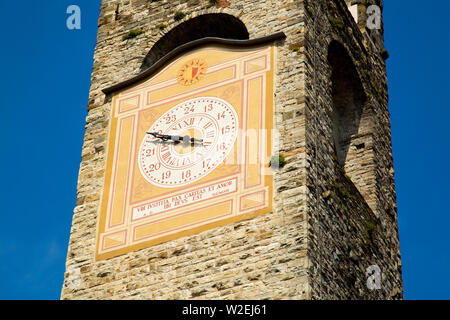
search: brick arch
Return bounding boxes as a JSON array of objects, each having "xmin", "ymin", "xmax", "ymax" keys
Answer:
[
  {"xmin": 140, "ymin": 13, "xmax": 249, "ymax": 72},
  {"xmin": 327, "ymin": 40, "xmax": 367, "ymax": 166}
]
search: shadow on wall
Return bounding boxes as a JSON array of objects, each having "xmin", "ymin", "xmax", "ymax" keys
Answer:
[
  {"xmin": 140, "ymin": 13, "xmax": 249, "ymax": 72},
  {"xmin": 327, "ymin": 40, "xmax": 367, "ymax": 165}
]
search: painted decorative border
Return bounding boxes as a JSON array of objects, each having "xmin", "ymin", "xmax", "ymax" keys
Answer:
[{"xmin": 102, "ymin": 33, "xmax": 286, "ymax": 95}]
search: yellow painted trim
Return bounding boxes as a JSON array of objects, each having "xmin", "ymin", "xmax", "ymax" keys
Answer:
[
  {"xmin": 95, "ymin": 44, "xmax": 276, "ymax": 261},
  {"xmin": 95, "ymin": 97, "xmax": 119, "ymax": 260}
]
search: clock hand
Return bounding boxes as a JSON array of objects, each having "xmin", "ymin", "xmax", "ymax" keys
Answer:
[
  {"xmin": 180, "ymin": 135, "xmax": 203, "ymax": 145},
  {"xmin": 184, "ymin": 136, "xmax": 203, "ymax": 144},
  {"xmin": 147, "ymin": 132, "xmax": 183, "ymax": 143},
  {"xmin": 147, "ymin": 132, "xmax": 172, "ymax": 141},
  {"xmin": 147, "ymin": 132, "xmax": 203, "ymax": 144}
]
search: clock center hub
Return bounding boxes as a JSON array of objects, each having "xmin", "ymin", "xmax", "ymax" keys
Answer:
[{"xmin": 173, "ymin": 128, "xmax": 203, "ymax": 155}]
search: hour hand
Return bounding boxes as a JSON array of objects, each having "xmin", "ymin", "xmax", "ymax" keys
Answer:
[
  {"xmin": 184, "ymin": 136, "xmax": 203, "ymax": 144},
  {"xmin": 179, "ymin": 135, "xmax": 203, "ymax": 145},
  {"xmin": 147, "ymin": 132, "xmax": 202, "ymax": 144}
]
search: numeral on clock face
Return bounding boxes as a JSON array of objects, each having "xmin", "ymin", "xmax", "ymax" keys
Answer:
[
  {"xmin": 202, "ymin": 141, "xmax": 212, "ymax": 147},
  {"xmin": 161, "ymin": 171, "xmax": 171, "ymax": 181},
  {"xmin": 203, "ymin": 122, "xmax": 213, "ymax": 130},
  {"xmin": 146, "ymin": 148, "xmax": 155, "ymax": 157},
  {"xmin": 218, "ymin": 111, "xmax": 226, "ymax": 120},
  {"xmin": 184, "ymin": 106, "xmax": 195, "ymax": 114},
  {"xmin": 149, "ymin": 163, "xmax": 161, "ymax": 172},
  {"xmin": 204, "ymin": 104, "xmax": 213, "ymax": 112}
]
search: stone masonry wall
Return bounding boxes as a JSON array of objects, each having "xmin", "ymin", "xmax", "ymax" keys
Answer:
[
  {"xmin": 61, "ymin": 0, "xmax": 402, "ymax": 300},
  {"xmin": 62, "ymin": 0, "xmax": 310, "ymax": 300},
  {"xmin": 303, "ymin": 0, "xmax": 402, "ymax": 299}
]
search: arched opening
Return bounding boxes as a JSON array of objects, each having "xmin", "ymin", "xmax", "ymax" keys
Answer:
[
  {"xmin": 327, "ymin": 41, "xmax": 367, "ymax": 166},
  {"xmin": 140, "ymin": 13, "xmax": 249, "ymax": 72}
]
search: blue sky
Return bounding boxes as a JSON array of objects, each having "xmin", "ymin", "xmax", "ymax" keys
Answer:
[{"xmin": 0, "ymin": 1, "xmax": 448, "ymax": 300}]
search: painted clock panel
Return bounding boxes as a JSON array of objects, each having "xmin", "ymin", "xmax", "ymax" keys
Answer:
[{"xmin": 96, "ymin": 43, "xmax": 276, "ymax": 260}]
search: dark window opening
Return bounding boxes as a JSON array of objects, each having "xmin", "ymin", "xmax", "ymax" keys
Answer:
[
  {"xmin": 140, "ymin": 13, "xmax": 249, "ymax": 72},
  {"xmin": 327, "ymin": 41, "xmax": 367, "ymax": 165}
]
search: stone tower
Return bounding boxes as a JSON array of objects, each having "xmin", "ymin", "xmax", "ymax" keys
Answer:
[{"xmin": 62, "ymin": 0, "xmax": 402, "ymax": 300}]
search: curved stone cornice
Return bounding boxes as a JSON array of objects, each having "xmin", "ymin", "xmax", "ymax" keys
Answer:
[{"xmin": 102, "ymin": 32, "xmax": 286, "ymax": 95}]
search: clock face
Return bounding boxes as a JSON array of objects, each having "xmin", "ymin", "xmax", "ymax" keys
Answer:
[{"xmin": 138, "ymin": 97, "xmax": 239, "ymax": 188}]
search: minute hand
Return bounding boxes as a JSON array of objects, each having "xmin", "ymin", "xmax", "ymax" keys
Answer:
[
  {"xmin": 147, "ymin": 132, "xmax": 174, "ymax": 141},
  {"xmin": 188, "ymin": 136, "xmax": 204, "ymax": 143},
  {"xmin": 147, "ymin": 132, "xmax": 203, "ymax": 144},
  {"xmin": 181, "ymin": 135, "xmax": 203, "ymax": 144}
]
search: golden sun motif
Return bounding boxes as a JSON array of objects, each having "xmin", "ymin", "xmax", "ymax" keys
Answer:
[{"xmin": 177, "ymin": 59, "xmax": 207, "ymax": 86}]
